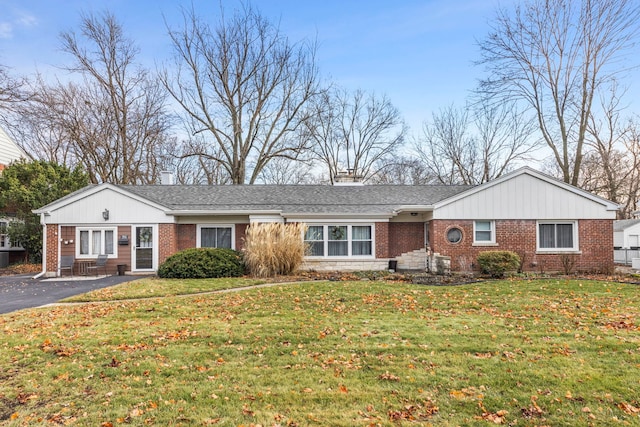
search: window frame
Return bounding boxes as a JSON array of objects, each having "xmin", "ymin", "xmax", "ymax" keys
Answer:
[
  {"xmin": 473, "ymin": 220, "xmax": 496, "ymax": 245},
  {"xmin": 76, "ymin": 227, "xmax": 117, "ymax": 258},
  {"xmin": 304, "ymin": 224, "xmax": 375, "ymax": 259},
  {"xmin": 536, "ymin": 220, "xmax": 579, "ymax": 252},
  {"xmin": 0, "ymin": 221, "xmax": 8, "ymax": 249},
  {"xmin": 196, "ymin": 224, "xmax": 235, "ymax": 249}
]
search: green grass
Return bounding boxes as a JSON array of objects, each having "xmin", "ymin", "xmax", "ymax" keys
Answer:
[
  {"xmin": 1, "ymin": 278, "xmax": 639, "ymax": 426},
  {"xmin": 61, "ymin": 276, "xmax": 267, "ymax": 302}
]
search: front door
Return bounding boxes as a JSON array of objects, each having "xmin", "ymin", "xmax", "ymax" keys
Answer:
[{"xmin": 133, "ymin": 226, "xmax": 154, "ymax": 271}]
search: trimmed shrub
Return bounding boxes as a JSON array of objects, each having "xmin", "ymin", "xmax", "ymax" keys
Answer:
[
  {"xmin": 476, "ymin": 250, "xmax": 521, "ymax": 278},
  {"xmin": 243, "ymin": 222, "xmax": 307, "ymax": 277},
  {"xmin": 157, "ymin": 248, "xmax": 244, "ymax": 279}
]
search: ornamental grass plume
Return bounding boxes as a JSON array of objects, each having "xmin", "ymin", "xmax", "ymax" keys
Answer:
[{"xmin": 243, "ymin": 222, "xmax": 308, "ymax": 277}]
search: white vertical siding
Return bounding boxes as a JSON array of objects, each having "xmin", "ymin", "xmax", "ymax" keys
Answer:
[
  {"xmin": 0, "ymin": 127, "xmax": 25, "ymax": 166},
  {"xmin": 44, "ymin": 188, "xmax": 171, "ymax": 224},
  {"xmin": 434, "ymin": 173, "xmax": 616, "ymax": 220}
]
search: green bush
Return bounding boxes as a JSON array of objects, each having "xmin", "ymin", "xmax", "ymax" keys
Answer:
[
  {"xmin": 476, "ymin": 250, "xmax": 521, "ymax": 278},
  {"xmin": 157, "ymin": 248, "xmax": 245, "ymax": 279}
]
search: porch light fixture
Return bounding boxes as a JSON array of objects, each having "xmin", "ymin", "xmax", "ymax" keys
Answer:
[{"xmin": 102, "ymin": 209, "xmax": 109, "ymax": 221}]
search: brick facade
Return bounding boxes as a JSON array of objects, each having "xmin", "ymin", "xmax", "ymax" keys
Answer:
[
  {"xmin": 177, "ymin": 224, "xmax": 196, "ymax": 251},
  {"xmin": 431, "ymin": 219, "xmax": 613, "ymax": 273},
  {"xmin": 41, "ymin": 218, "xmax": 613, "ymax": 275},
  {"xmin": 389, "ymin": 222, "xmax": 424, "ymax": 257},
  {"xmin": 158, "ymin": 223, "xmax": 176, "ymax": 266}
]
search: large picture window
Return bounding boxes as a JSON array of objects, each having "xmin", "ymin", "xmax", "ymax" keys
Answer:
[
  {"xmin": 537, "ymin": 221, "xmax": 578, "ymax": 251},
  {"xmin": 77, "ymin": 228, "xmax": 116, "ymax": 257},
  {"xmin": 304, "ymin": 224, "xmax": 373, "ymax": 258},
  {"xmin": 198, "ymin": 226, "xmax": 233, "ymax": 249}
]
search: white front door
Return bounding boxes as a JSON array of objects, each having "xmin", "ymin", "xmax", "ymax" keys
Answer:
[{"xmin": 133, "ymin": 225, "xmax": 155, "ymax": 271}]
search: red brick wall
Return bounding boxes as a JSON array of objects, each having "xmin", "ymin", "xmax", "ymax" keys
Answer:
[
  {"xmin": 45, "ymin": 224, "xmax": 59, "ymax": 273},
  {"xmin": 388, "ymin": 222, "xmax": 424, "ymax": 257},
  {"xmin": 431, "ymin": 219, "xmax": 614, "ymax": 273},
  {"xmin": 177, "ymin": 224, "xmax": 196, "ymax": 251},
  {"xmin": 375, "ymin": 222, "xmax": 390, "ymax": 258},
  {"xmin": 158, "ymin": 223, "xmax": 176, "ymax": 265},
  {"xmin": 235, "ymin": 224, "xmax": 248, "ymax": 251}
]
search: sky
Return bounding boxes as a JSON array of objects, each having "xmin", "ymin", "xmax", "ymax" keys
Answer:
[{"xmin": 0, "ymin": 0, "xmax": 518, "ymax": 139}]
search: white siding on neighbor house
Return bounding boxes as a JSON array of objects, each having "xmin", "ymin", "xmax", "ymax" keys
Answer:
[
  {"xmin": 616, "ymin": 222, "xmax": 640, "ymax": 248},
  {"xmin": 434, "ymin": 173, "xmax": 616, "ymax": 220},
  {"xmin": 43, "ymin": 188, "xmax": 171, "ymax": 224},
  {"xmin": 614, "ymin": 232, "xmax": 624, "ymax": 248},
  {"xmin": 0, "ymin": 127, "xmax": 25, "ymax": 166}
]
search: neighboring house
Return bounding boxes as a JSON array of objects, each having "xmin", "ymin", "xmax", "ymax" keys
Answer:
[
  {"xmin": 33, "ymin": 167, "xmax": 618, "ymax": 277},
  {"xmin": 0, "ymin": 126, "xmax": 27, "ymax": 265},
  {"xmin": 0, "ymin": 126, "xmax": 26, "ymax": 171},
  {"xmin": 613, "ymin": 218, "xmax": 640, "ymax": 265}
]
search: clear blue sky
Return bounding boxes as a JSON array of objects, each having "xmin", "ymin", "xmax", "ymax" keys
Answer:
[{"xmin": 1, "ymin": 0, "xmax": 519, "ymax": 137}]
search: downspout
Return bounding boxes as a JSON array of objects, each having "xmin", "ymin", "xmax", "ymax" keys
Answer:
[{"xmin": 32, "ymin": 213, "xmax": 47, "ymax": 279}]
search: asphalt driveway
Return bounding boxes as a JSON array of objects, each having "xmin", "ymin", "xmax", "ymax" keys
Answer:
[{"xmin": 0, "ymin": 274, "xmax": 144, "ymax": 315}]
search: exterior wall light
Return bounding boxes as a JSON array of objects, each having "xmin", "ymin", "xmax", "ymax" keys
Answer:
[{"xmin": 102, "ymin": 209, "xmax": 109, "ymax": 221}]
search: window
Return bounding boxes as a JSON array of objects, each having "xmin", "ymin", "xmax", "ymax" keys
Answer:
[
  {"xmin": 447, "ymin": 227, "xmax": 463, "ymax": 244},
  {"xmin": 352, "ymin": 226, "xmax": 372, "ymax": 255},
  {"xmin": 198, "ymin": 226, "xmax": 233, "ymax": 249},
  {"xmin": 0, "ymin": 221, "xmax": 8, "ymax": 248},
  {"xmin": 77, "ymin": 228, "xmax": 116, "ymax": 257},
  {"xmin": 537, "ymin": 221, "xmax": 578, "ymax": 251},
  {"xmin": 328, "ymin": 226, "xmax": 348, "ymax": 256},
  {"xmin": 305, "ymin": 226, "xmax": 324, "ymax": 256},
  {"xmin": 474, "ymin": 221, "xmax": 495, "ymax": 244},
  {"xmin": 304, "ymin": 224, "xmax": 373, "ymax": 257}
]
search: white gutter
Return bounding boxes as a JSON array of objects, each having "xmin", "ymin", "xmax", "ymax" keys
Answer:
[{"xmin": 32, "ymin": 213, "xmax": 47, "ymax": 279}]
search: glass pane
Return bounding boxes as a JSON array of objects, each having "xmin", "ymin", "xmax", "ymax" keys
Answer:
[
  {"xmin": 352, "ymin": 226, "xmax": 371, "ymax": 240},
  {"xmin": 105, "ymin": 230, "xmax": 114, "ymax": 254},
  {"xmin": 201, "ymin": 228, "xmax": 216, "ymax": 247},
  {"xmin": 217, "ymin": 228, "xmax": 232, "ymax": 248},
  {"xmin": 476, "ymin": 221, "xmax": 491, "ymax": 231},
  {"xmin": 556, "ymin": 224, "xmax": 573, "ymax": 248},
  {"xmin": 476, "ymin": 231, "xmax": 492, "ymax": 241},
  {"xmin": 328, "ymin": 241, "xmax": 348, "ymax": 256},
  {"xmin": 80, "ymin": 230, "xmax": 89, "ymax": 255},
  {"xmin": 92, "ymin": 232, "xmax": 101, "ymax": 255},
  {"xmin": 308, "ymin": 241, "xmax": 324, "ymax": 256},
  {"xmin": 329, "ymin": 226, "xmax": 347, "ymax": 241},
  {"xmin": 447, "ymin": 228, "xmax": 462, "ymax": 243},
  {"xmin": 539, "ymin": 224, "xmax": 555, "ymax": 248},
  {"xmin": 138, "ymin": 227, "xmax": 152, "ymax": 248},
  {"xmin": 305, "ymin": 226, "xmax": 323, "ymax": 241},
  {"xmin": 352, "ymin": 241, "xmax": 372, "ymax": 255}
]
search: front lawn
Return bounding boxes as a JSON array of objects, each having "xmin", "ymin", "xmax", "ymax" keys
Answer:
[
  {"xmin": 1, "ymin": 278, "xmax": 639, "ymax": 426},
  {"xmin": 61, "ymin": 276, "xmax": 268, "ymax": 302}
]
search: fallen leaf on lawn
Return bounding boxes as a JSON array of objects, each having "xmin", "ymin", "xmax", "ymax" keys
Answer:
[
  {"xmin": 618, "ymin": 402, "xmax": 640, "ymax": 414},
  {"xmin": 476, "ymin": 409, "xmax": 508, "ymax": 424}
]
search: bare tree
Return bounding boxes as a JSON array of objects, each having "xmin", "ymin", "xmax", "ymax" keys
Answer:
[
  {"xmin": 580, "ymin": 89, "xmax": 640, "ymax": 217},
  {"xmin": 414, "ymin": 103, "xmax": 535, "ymax": 185},
  {"xmin": 15, "ymin": 12, "xmax": 175, "ymax": 184},
  {"xmin": 368, "ymin": 156, "xmax": 435, "ymax": 185},
  {"xmin": 161, "ymin": 4, "xmax": 320, "ymax": 184},
  {"xmin": 304, "ymin": 87, "xmax": 406, "ymax": 183},
  {"xmin": 0, "ymin": 63, "xmax": 23, "ymax": 109},
  {"xmin": 256, "ymin": 156, "xmax": 318, "ymax": 184},
  {"xmin": 477, "ymin": 0, "xmax": 640, "ymax": 186}
]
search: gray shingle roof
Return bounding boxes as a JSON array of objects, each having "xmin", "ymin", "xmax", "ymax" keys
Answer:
[{"xmin": 119, "ymin": 184, "xmax": 472, "ymax": 216}]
